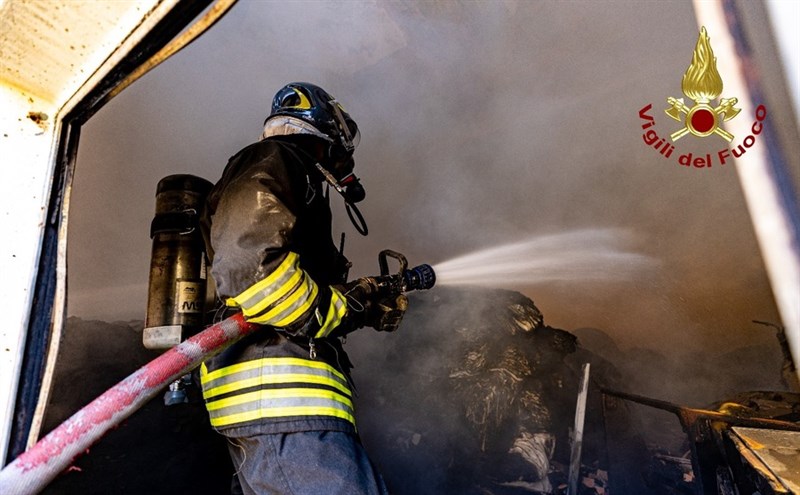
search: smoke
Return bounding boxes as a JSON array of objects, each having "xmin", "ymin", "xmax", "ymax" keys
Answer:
[
  {"xmin": 67, "ymin": 283, "xmax": 148, "ymax": 321},
  {"xmin": 66, "ymin": 2, "xmax": 782, "ymax": 380}
]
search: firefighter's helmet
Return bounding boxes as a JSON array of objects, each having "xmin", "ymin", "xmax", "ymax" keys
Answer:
[{"xmin": 262, "ymin": 82, "xmax": 360, "ymax": 156}]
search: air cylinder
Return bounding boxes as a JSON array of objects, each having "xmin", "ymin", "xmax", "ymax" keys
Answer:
[{"xmin": 143, "ymin": 174, "xmax": 213, "ymax": 349}]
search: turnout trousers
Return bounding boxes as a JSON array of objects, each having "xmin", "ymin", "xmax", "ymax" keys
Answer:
[{"xmin": 228, "ymin": 430, "xmax": 389, "ymax": 495}]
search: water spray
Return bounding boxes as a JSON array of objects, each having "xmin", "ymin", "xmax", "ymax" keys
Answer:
[{"xmin": 431, "ymin": 229, "xmax": 655, "ymax": 288}]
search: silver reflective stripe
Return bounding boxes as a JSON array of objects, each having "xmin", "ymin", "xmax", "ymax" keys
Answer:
[
  {"xmin": 261, "ymin": 274, "xmax": 317, "ymax": 326},
  {"xmin": 206, "ymin": 388, "xmax": 355, "ymax": 425}
]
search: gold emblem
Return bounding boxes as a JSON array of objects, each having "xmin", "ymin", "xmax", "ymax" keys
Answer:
[{"xmin": 665, "ymin": 27, "xmax": 740, "ymax": 142}]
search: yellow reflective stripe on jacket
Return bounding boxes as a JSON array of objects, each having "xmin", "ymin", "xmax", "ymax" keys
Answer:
[
  {"xmin": 234, "ymin": 252, "xmax": 299, "ymax": 306},
  {"xmin": 210, "ymin": 406, "xmax": 355, "ymax": 428},
  {"xmin": 205, "ymin": 388, "xmax": 356, "ymax": 427},
  {"xmin": 314, "ymin": 287, "xmax": 348, "ymax": 338},
  {"xmin": 200, "ymin": 357, "xmax": 351, "ymax": 400},
  {"xmin": 269, "ymin": 277, "xmax": 318, "ymax": 327},
  {"xmin": 200, "ymin": 357, "xmax": 355, "ymax": 427},
  {"xmin": 227, "ymin": 251, "xmax": 320, "ymax": 328},
  {"xmin": 244, "ymin": 269, "xmax": 303, "ymax": 316},
  {"xmin": 202, "ymin": 356, "xmax": 348, "ymax": 384}
]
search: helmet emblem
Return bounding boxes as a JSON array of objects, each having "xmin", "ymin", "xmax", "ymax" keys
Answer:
[{"xmin": 286, "ymin": 87, "xmax": 312, "ymax": 110}]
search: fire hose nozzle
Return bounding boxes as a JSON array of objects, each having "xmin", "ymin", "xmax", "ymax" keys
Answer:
[
  {"xmin": 336, "ymin": 253, "xmax": 434, "ymax": 334},
  {"xmin": 403, "ymin": 263, "xmax": 436, "ymax": 291},
  {"xmin": 376, "ymin": 250, "xmax": 435, "ymax": 295}
]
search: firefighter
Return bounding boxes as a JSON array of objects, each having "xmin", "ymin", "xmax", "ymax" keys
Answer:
[{"xmin": 199, "ymin": 82, "xmax": 397, "ymax": 495}]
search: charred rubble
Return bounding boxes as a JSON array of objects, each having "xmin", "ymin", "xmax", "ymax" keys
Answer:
[
  {"xmin": 351, "ymin": 287, "xmax": 800, "ymax": 495},
  {"xmin": 351, "ymin": 287, "xmax": 646, "ymax": 495}
]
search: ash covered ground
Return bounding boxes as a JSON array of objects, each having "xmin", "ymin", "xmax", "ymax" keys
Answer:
[{"xmin": 41, "ymin": 287, "xmax": 788, "ymax": 494}]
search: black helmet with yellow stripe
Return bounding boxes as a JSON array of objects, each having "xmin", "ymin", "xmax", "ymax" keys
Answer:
[
  {"xmin": 264, "ymin": 83, "xmax": 368, "ymax": 233},
  {"xmin": 263, "ymin": 82, "xmax": 360, "ymax": 156}
]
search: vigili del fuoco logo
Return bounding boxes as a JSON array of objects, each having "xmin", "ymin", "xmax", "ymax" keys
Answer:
[{"xmin": 638, "ymin": 26, "xmax": 767, "ymax": 168}]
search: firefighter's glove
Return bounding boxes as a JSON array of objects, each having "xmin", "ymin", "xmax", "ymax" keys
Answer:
[
  {"xmin": 337, "ymin": 278, "xmax": 408, "ymax": 333},
  {"xmin": 371, "ymin": 293, "xmax": 408, "ymax": 332}
]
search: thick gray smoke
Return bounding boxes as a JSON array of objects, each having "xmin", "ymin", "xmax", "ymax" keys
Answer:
[{"xmin": 67, "ymin": 1, "xmax": 781, "ymax": 358}]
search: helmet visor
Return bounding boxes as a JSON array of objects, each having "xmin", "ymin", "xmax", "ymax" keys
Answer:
[
  {"xmin": 349, "ymin": 127, "xmax": 361, "ymax": 150},
  {"xmin": 329, "ymin": 99, "xmax": 360, "ymax": 152}
]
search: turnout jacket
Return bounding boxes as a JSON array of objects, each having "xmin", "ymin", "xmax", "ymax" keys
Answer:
[{"xmin": 199, "ymin": 137, "xmax": 355, "ymax": 437}]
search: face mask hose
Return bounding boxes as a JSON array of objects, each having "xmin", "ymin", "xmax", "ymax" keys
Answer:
[
  {"xmin": 315, "ymin": 163, "xmax": 369, "ymax": 235},
  {"xmin": 339, "ymin": 173, "xmax": 365, "ymax": 203}
]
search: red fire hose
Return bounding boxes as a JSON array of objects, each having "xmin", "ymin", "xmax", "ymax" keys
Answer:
[{"xmin": 0, "ymin": 313, "xmax": 259, "ymax": 495}]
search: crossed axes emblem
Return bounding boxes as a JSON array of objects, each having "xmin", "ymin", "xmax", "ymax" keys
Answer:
[{"xmin": 665, "ymin": 96, "xmax": 740, "ymax": 142}]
